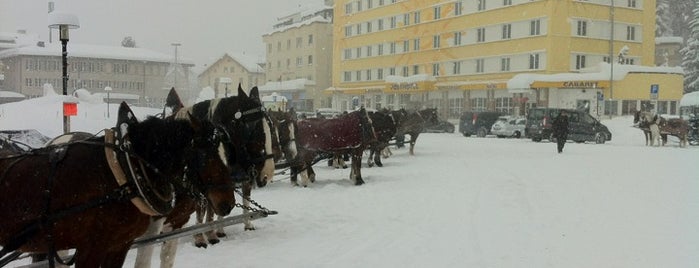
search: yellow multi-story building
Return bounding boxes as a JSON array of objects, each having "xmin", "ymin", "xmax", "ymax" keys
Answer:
[{"xmin": 331, "ymin": 0, "xmax": 683, "ymax": 118}]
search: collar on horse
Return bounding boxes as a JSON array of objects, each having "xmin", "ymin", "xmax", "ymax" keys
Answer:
[{"xmin": 104, "ymin": 128, "xmax": 172, "ymax": 216}]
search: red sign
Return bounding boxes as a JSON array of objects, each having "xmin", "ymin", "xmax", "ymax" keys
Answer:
[{"xmin": 63, "ymin": 102, "xmax": 77, "ymax": 116}]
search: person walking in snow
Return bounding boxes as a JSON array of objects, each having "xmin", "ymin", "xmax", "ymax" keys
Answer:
[{"xmin": 552, "ymin": 110, "xmax": 569, "ymax": 153}]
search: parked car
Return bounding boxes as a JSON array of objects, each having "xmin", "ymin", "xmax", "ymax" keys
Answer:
[
  {"xmin": 525, "ymin": 108, "xmax": 611, "ymax": 144},
  {"xmin": 422, "ymin": 120, "xmax": 455, "ymax": 133},
  {"xmin": 459, "ymin": 111, "xmax": 503, "ymax": 137},
  {"xmin": 490, "ymin": 116, "xmax": 526, "ymax": 138}
]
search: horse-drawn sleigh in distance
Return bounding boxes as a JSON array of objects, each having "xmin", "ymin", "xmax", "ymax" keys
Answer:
[{"xmin": 633, "ymin": 110, "xmax": 691, "ymax": 147}]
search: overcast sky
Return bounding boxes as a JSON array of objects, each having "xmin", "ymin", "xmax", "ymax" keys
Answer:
[{"xmin": 0, "ymin": 0, "xmax": 323, "ymax": 69}]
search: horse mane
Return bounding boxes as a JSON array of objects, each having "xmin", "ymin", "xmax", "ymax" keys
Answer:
[{"xmin": 127, "ymin": 116, "xmax": 195, "ymax": 172}]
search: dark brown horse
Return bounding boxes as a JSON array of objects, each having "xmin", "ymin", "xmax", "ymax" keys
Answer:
[
  {"xmin": 392, "ymin": 108, "xmax": 440, "ymax": 155},
  {"xmin": 293, "ymin": 107, "xmax": 377, "ymax": 186},
  {"xmin": 0, "ymin": 102, "xmax": 235, "ymax": 268},
  {"xmin": 134, "ymin": 86, "xmax": 276, "ymax": 267},
  {"xmin": 367, "ymin": 109, "xmax": 397, "ymax": 167}
]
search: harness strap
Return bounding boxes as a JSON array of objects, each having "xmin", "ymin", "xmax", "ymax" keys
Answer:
[{"xmin": 104, "ymin": 129, "xmax": 162, "ymax": 216}]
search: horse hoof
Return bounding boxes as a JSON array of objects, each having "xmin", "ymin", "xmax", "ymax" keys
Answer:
[
  {"xmin": 376, "ymin": 162, "xmax": 383, "ymax": 167},
  {"xmin": 342, "ymin": 165, "xmax": 348, "ymax": 169},
  {"xmin": 216, "ymin": 232, "xmax": 226, "ymax": 238},
  {"xmin": 355, "ymin": 180, "xmax": 365, "ymax": 186},
  {"xmin": 208, "ymin": 238, "xmax": 220, "ymax": 245},
  {"xmin": 195, "ymin": 242, "xmax": 208, "ymax": 248},
  {"xmin": 245, "ymin": 226, "xmax": 256, "ymax": 231}
]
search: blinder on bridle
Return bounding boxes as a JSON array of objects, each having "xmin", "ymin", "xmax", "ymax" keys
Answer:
[
  {"xmin": 181, "ymin": 124, "xmax": 235, "ymax": 196},
  {"xmin": 224, "ymin": 106, "xmax": 275, "ymax": 183}
]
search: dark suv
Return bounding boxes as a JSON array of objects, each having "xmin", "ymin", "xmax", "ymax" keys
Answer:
[
  {"xmin": 525, "ymin": 108, "xmax": 612, "ymax": 144},
  {"xmin": 459, "ymin": 111, "xmax": 503, "ymax": 137}
]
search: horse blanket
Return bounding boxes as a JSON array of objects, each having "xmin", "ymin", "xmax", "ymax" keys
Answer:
[{"xmin": 296, "ymin": 112, "xmax": 370, "ymax": 151}]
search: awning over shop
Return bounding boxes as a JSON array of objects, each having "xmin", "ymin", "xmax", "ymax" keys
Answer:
[{"xmin": 529, "ymin": 80, "xmax": 610, "ymax": 89}]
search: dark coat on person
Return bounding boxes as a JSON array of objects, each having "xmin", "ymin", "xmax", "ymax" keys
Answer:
[{"xmin": 552, "ymin": 112, "xmax": 569, "ymax": 138}]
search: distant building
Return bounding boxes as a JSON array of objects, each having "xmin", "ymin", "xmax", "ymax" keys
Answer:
[
  {"xmin": 0, "ymin": 40, "xmax": 194, "ymax": 107},
  {"xmin": 655, "ymin": 36, "xmax": 683, "ymax": 67},
  {"xmin": 331, "ymin": 0, "xmax": 684, "ymax": 117},
  {"xmin": 197, "ymin": 52, "xmax": 266, "ymax": 97},
  {"xmin": 260, "ymin": 0, "xmax": 334, "ymax": 112}
]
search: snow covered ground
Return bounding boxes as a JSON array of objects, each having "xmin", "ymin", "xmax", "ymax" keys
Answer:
[{"xmin": 2, "ymin": 93, "xmax": 698, "ymax": 268}]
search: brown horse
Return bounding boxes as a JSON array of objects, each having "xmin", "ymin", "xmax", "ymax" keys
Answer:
[
  {"xmin": 134, "ymin": 86, "xmax": 276, "ymax": 268},
  {"xmin": 0, "ymin": 102, "xmax": 235, "ymax": 268},
  {"xmin": 392, "ymin": 108, "xmax": 440, "ymax": 155},
  {"xmin": 293, "ymin": 107, "xmax": 377, "ymax": 186},
  {"xmin": 659, "ymin": 117, "xmax": 690, "ymax": 147},
  {"xmin": 367, "ymin": 109, "xmax": 397, "ymax": 167}
]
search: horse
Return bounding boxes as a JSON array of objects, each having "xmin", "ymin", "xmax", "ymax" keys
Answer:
[
  {"xmin": 366, "ymin": 109, "xmax": 397, "ymax": 167},
  {"xmin": 267, "ymin": 109, "xmax": 299, "ymax": 166},
  {"xmin": 292, "ymin": 107, "xmax": 377, "ymax": 186},
  {"xmin": 0, "ymin": 102, "xmax": 236, "ymax": 268},
  {"xmin": 633, "ymin": 111, "xmax": 665, "ymax": 146},
  {"xmin": 134, "ymin": 86, "xmax": 276, "ymax": 268},
  {"xmin": 391, "ymin": 108, "xmax": 440, "ymax": 155},
  {"xmin": 658, "ymin": 117, "xmax": 690, "ymax": 147}
]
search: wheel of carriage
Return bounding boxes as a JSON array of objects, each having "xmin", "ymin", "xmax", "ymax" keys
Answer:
[{"xmin": 594, "ymin": 132, "xmax": 606, "ymax": 144}]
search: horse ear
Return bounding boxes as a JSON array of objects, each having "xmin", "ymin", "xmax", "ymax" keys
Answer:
[
  {"xmin": 237, "ymin": 83, "xmax": 248, "ymax": 98},
  {"xmin": 116, "ymin": 102, "xmax": 139, "ymax": 139},
  {"xmin": 186, "ymin": 112, "xmax": 202, "ymax": 132},
  {"xmin": 249, "ymin": 86, "xmax": 260, "ymax": 99},
  {"xmin": 164, "ymin": 87, "xmax": 185, "ymax": 115}
]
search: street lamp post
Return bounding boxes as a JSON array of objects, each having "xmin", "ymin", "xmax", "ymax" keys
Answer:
[
  {"xmin": 171, "ymin": 43, "xmax": 181, "ymax": 89},
  {"xmin": 105, "ymin": 86, "xmax": 112, "ymax": 118},
  {"xmin": 49, "ymin": 11, "xmax": 80, "ymax": 134}
]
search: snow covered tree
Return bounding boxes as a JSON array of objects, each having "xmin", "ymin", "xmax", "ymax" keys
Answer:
[
  {"xmin": 656, "ymin": 0, "xmax": 673, "ymax": 37},
  {"xmin": 121, "ymin": 36, "xmax": 136, "ymax": 48},
  {"xmin": 680, "ymin": 0, "xmax": 699, "ymax": 93}
]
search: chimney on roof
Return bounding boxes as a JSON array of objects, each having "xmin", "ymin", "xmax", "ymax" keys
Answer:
[{"xmin": 37, "ymin": 41, "xmax": 45, "ymax": 47}]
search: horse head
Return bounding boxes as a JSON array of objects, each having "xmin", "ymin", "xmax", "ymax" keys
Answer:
[
  {"xmin": 268, "ymin": 110, "xmax": 299, "ymax": 161},
  {"xmin": 213, "ymin": 85, "xmax": 275, "ymax": 188},
  {"xmin": 419, "ymin": 108, "xmax": 441, "ymax": 126},
  {"xmin": 119, "ymin": 102, "xmax": 235, "ymax": 216}
]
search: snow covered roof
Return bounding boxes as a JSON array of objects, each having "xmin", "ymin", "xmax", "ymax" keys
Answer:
[
  {"xmin": 0, "ymin": 42, "xmax": 194, "ymax": 65},
  {"xmin": 265, "ymin": 15, "xmax": 331, "ymax": 36},
  {"xmin": 259, "ymin": 78, "xmax": 314, "ymax": 92},
  {"xmin": 655, "ymin": 36, "xmax": 684, "ymax": 45},
  {"xmin": 0, "ymin": 91, "xmax": 25, "ymax": 98},
  {"xmin": 680, "ymin": 91, "xmax": 699, "ymax": 107},
  {"xmin": 508, "ymin": 63, "xmax": 684, "ymax": 89},
  {"xmin": 227, "ymin": 52, "xmax": 264, "ymax": 73}
]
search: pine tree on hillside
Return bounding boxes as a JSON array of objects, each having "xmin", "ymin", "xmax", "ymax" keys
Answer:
[{"xmin": 680, "ymin": 0, "xmax": 699, "ymax": 93}]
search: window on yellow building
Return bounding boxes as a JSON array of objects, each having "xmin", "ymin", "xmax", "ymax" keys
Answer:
[{"xmin": 577, "ymin": 21, "xmax": 587, "ymax": 36}]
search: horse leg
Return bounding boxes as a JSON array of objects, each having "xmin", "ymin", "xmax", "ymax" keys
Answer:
[
  {"xmin": 339, "ymin": 154, "xmax": 348, "ymax": 169},
  {"xmin": 134, "ymin": 217, "xmax": 166, "ymax": 268},
  {"xmin": 381, "ymin": 146, "xmax": 392, "ymax": 158},
  {"xmin": 159, "ymin": 224, "xmax": 178, "ymax": 268},
  {"xmin": 409, "ymin": 133, "xmax": 418, "ymax": 155},
  {"xmin": 204, "ymin": 206, "xmax": 221, "ymax": 244},
  {"xmin": 374, "ymin": 146, "xmax": 384, "ymax": 167},
  {"xmin": 367, "ymin": 148, "xmax": 375, "ymax": 167},
  {"xmin": 193, "ymin": 205, "xmax": 209, "ymax": 248},
  {"xmin": 350, "ymin": 151, "xmax": 365, "ymax": 185},
  {"xmin": 243, "ymin": 183, "xmax": 256, "ymax": 231}
]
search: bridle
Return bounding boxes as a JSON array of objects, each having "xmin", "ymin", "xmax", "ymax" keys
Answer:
[{"xmin": 224, "ymin": 105, "xmax": 275, "ymax": 183}]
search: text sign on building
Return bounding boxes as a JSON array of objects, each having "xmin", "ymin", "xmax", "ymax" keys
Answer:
[{"xmin": 650, "ymin": 84, "xmax": 659, "ymax": 100}]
